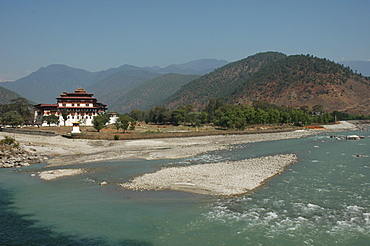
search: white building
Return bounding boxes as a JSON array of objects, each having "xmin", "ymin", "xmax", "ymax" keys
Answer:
[{"xmin": 34, "ymin": 88, "xmax": 109, "ymax": 126}]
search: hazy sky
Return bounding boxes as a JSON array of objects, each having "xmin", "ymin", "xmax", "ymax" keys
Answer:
[{"xmin": 1, "ymin": 0, "xmax": 369, "ymax": 81}]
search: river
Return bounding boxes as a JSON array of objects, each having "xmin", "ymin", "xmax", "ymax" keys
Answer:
[{"xmin": 0, "ymin": 128, "xmax": 369, "ymax": 245}]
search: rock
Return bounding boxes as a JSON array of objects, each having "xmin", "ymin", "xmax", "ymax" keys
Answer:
[
  {"xmin": 100, "ymin": 181, "xmax": 108, "ymax": 186},
  {"xmin": 0, "ymin": 144, "xmax": 45, "ymax": 168},
  {"xmin": 346, "ymin": 135, "xmax": 360, "ymax": 140}
]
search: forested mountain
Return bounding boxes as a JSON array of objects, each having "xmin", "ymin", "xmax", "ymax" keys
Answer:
[
  {"xmin": 163, "ymin": 53, "xmax": 370, "ymax": 115},
  {"xmin": 87, "ymin": 70, "xmax": 162, "ymax": 108},
  {"xmin": 163, "ymin": 52, "xmax": 287, "ymax": 109},
  {"xmin": 110, "ymin": 73, "xmax": 201, "ymax": 113},
  {"xmin": 0, "ymin": 86, "xmax": 27, "ymax": 104},
  {"xmin": 231, "ymin": 55, "xmax": 370, "ymax": 114}
]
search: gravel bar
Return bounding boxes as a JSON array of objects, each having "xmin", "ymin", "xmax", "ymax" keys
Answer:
[{"xmin": 120, "ymin": 154, "xmax": 297, "ymax": 196}]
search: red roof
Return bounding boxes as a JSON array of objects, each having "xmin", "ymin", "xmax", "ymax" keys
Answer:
[
  {"xmin": 56, "ymin": 97, "xmax": 97, "ymax": 100},
  {"xmin": 36, "ymin": 104, "xmax": 58, "ymax": 107}
]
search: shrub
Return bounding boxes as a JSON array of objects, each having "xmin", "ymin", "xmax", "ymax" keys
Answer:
[{"xmin": 0, "ymin": 136, "xmax": 20, "ymax": 148}]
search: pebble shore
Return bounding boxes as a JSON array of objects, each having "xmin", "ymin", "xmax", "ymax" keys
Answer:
[
  {"xmin": 121, "ymin": 154, "xmax": 297, "ymax": 196},
  {"xmin": 1, "ymin": 130, "xmax": 316, "ymax": 166}
]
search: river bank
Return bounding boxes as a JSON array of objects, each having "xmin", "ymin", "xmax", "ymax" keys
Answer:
[{"xmin": 1, "ymin": 129, "xmax": 317, "ymax": 167}]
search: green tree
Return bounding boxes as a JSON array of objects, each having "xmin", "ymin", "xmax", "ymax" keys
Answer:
[
  {"xmin": 312, "ymin": 105, "xmax": 324, "ymax": 115},
  {"xmin": 92, "ymin": 114, "xmax": 110, "ymax": 132},
  {"xmin": 60, "ymin": 108, "xmax": 69, "ymax": 126},
  {"xmin": 266, "ymin": 108, "xmax": 281, "ymax": 124},
  {"xmin": 118, "ymin": 114, "xmax": 136, "ymax": 132},
  {"xmin": 204, "ymin": 98, "xmax": 224, "ymax": 123},
  {"xmin": 299, "ymin": 106, "xmax": 311, "ymax": 114},
  {"xmin": 171, "ymin": 109, "xmax": 186, "ymax": 125},
  {"xmin": 149, "ymin": 106, "xmax": 170, "ymax": 124},
  {"xmin": 187, "ymin": 112, "xmax": 201, "ymax": 126},
  {"xmin": 129, "ymin": 109, "xmax": 143, "ymax": 121},
  {"xmin": 43, "ymin": 115, "xmax": 59, "ymax": 126},
  {"xmin": 1, "ymin": 111, "xmax": 24, "ymax": 127},
  {"xmin": 114, "ymin": 121, "xmax": 122, "ymax": 132},
  {"xmin": 9, "ymin": 98, "xmax": 33, "ymax": 123}
]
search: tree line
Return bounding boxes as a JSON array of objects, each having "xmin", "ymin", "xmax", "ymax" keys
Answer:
[
  {"xmin": 125, "ymin": 99, "xmax": 369, "ymax": 130},
  {"xmin": 0, "ymin": 98, "xmax": 33, "ymax": 127},
  {"xmin": 1, "ymin": 97, "xmax": 369, "ymax": 130}
]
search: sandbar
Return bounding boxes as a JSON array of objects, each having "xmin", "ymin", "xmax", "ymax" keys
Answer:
[{"xmin": 120, "ymin": 154, "xmax": 297, "ymax": 196}]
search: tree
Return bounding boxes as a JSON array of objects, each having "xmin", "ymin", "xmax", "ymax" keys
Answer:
[
  {"xmin": 114, "ymin": 121, "xmax": 122, "ymax": 132},
  {"xmin": 9, "ymin": 98, "xmax": 33, "ymax": 123},
  {"xmin": 171, "ymin": 109, "xmax": 186, "ymax": 125},
  {"xmin": 204, "ymin": 98, "xmax": 224, "ymax": 123},
  {"xmin": 60, "ymin": 108, "xmax": 69, "ymax": 126},
  {"xmin": 129, "ymin": 109, "xmax": 143, "ymax": 121},
  {"xmin": 118, "ymin": 114, "xmax": 136, "ymax": 132},
  {"xmin": 149, "ymin": 106, "xmax": 170, "ymax": 124},
  {"xmin": 312, "ymin": 105, "xmax": 324, "ymax": 115},
  {"xmin": 187, "ymin": 112, "xmax": 201, "ymax": 126},
  {"xmin": 92, "ymin": 114, "xmax": 110, "ymax": 132},
  {"xmin": 43, "ymin": 115, "xmax": 59, "ymax": 126},
  {"xmin": 1, "ymin": 111, "xmax": 24, "ymax": 127}
]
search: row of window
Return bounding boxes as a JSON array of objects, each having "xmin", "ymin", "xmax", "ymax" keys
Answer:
[
  {"xmin": 60, "ymin": 103, "xmax": 91, "ymax": 107},
  {"xmin": 68, "ymin": 115, "xmax": 93, "ymax": 119}
]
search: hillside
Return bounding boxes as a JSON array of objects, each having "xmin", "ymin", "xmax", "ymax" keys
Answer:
[
  {"xmin": 87, "ymin": 70, "xmax": 162, "ymax": 108},
  {"xmin": 163, "ymin": 52, "xmax": 287, "ymax": 109},
  {"xmin": 163, "ymin": 53, "xmax": 370, "ymax": 115},
  {"xmin": 0, "ymin": 86, "xmax": 27, "ymax": 104},
  {"xmin": 110, "ymin": 73, "xmax": 201, "ymax": 113},
  {"xmin": 231, "ymin": 55, "xmax": 370, "ymax": 114}
]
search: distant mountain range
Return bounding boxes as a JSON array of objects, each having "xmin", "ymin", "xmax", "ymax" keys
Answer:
[
  {"xmin": 0, "ymin": 59, "xmax": 228, "ymax": 104},
  {"xmin": 1, "ymin": 54, "xmax": 369, "ymax": 115}
]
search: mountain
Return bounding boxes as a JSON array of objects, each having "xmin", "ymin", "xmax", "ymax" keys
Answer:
[
  {"xmin": 339, "ymin": 60, "xmax": 370, "ymax": 77},
  {"xmin": 164, "ymin": 53, "xmax": 370, "ymax": 115},
  {"xmin": 0, "ymin": 86, "xmax": 27, "ymax": 104},
  {"xmin": 109, "ymin": 73, "xmax": 201, "ymax": 113},
  {"xmin": 163, "ymin": 52, "xmax": 287, "ymax": 109},
  {"xmin": 0, "ymin": 59, "xmax": 227, "ymax": 105},
  {"xmin": 231, "ymin": 55, "xmax": 370, "ymax": 114},
  {"xmin": 1, "ymin": 65, "xmax": 98, "ymax": 104},
  {"xmin": 87, "ymin": 70, "xmax": 162, "ymax": 108}
]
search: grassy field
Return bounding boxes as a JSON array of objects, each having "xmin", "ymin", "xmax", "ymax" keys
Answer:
[{"xmin": 30, "ymin": 122, "xmax": 302, "ymax": 140}]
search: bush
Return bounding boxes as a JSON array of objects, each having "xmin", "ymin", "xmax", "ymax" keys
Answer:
[
  {"xmin": 114, "ymin": 135, "xmax": 120, "ymax": 140},
  {"xmin": 0, "ymin": 136, "xmax": 20, "ymax": 148}
]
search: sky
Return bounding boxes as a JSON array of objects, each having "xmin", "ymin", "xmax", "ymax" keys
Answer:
[{"xmin": 1, "ymin": 0, "xmax": 369, "ymax": 81}]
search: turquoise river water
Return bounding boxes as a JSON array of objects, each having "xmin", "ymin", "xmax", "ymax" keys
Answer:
[{"xmin": 0, "ymin": 128, "xmax": 369, "ymax": 245}]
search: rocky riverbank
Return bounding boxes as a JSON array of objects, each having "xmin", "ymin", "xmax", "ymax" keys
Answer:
[{"xmin": 0, "ymin": 140, "xmax": 46, "ymax": 168}]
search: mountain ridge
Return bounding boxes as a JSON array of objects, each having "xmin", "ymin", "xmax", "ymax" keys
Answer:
[
  {"xmin": 1, "ymin": 59, "xmax": 228, "ymax": 104},
  {"xmin": 163, "ymin": 53, "xmax": 370, "ymax": 115}
]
